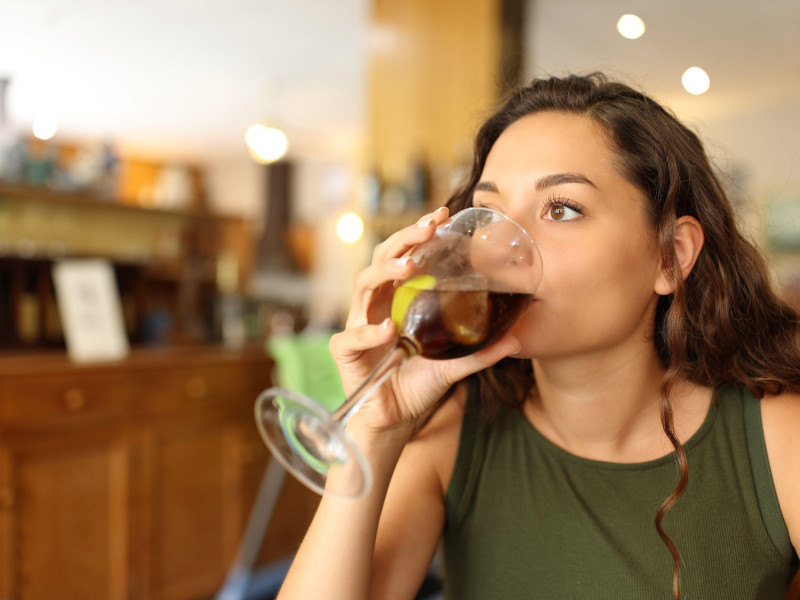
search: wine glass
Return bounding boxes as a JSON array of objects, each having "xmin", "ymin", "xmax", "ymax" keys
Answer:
[{"xmin": 254, "ymin": 207, "xmax": 542, "ymax": 498}]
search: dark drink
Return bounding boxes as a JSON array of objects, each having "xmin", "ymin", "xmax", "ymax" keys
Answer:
[
  {"xmin": 392, "ymin": 283, "xmax": 532, "ymax": 359},
  {"xmin": 255, "ymin": 207, "xmax": 541, "ymax": 500}
]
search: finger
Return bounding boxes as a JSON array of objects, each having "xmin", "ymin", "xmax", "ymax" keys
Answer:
[
  {"xmin": 347, "ymin": 256, "xmax": 417, "ymax": 325},
  {"xmin": 349, "ymin": 207, "xmax": 449, "ymax": 323},
  {"xmin": 330, "ymin": 318, "xmax": 397, "ymax": 360},
  {"xmin": 372, "ymin": 206, "xmax": 449, "ymax": 263},
  {"xmin": 354, "ymin": 255, "xmax": 416, "ymax": 295},
  {"xmin": 435, "ymin": 334, "xmax": 522, "ymax": 385}
]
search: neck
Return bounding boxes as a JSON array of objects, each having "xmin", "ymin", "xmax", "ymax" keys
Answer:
[{"xmin": 526, "ymin": 343, "xmax": 706, "ymax": 463}]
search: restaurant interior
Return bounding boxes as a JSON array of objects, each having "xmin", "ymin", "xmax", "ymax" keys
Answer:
[{"xmin": 0, "ymin": 0, "xmax": 798, "ymax": 598}]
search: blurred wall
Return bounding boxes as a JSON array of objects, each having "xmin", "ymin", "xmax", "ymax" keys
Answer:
[{"xmin": 522, "ymin": 0, "xmax": 800, "ymax": 254}]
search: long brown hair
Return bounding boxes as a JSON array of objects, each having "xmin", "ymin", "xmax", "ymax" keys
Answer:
[{"xmin": 445, "ymin": 73, "xmax": 800, "ymax": 598}]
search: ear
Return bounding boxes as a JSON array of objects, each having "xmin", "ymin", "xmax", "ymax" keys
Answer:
[{"xmin": 654, "ymin": 216, "xmax": 705, "ymax": 295}]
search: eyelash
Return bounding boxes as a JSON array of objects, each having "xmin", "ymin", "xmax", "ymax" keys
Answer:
[
  {"xmin": 473, "ymin": 201, "xmax": 500, "ymax": 212},
  {"xmin": 474, "ymin": 197, "xmax": 584, "ymax": 220},
  {"xmin": 543, "ymin": 195, "xmax": 584, "ymax": 218}
]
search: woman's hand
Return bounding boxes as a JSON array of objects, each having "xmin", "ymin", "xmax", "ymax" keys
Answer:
[{"xmin": 329, "ymin": 206, "xmax": 521, "ymax": 434}]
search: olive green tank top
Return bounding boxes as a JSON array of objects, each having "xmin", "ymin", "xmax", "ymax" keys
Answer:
[{"xmin": 443, "ymin": 385, "xmax": 798, "ymax": 599}]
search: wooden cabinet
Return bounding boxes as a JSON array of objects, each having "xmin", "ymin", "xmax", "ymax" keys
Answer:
[
  {"xmin": 0, "ymin": 347, "xmax": 319, "ymax": 600},
  {"xmin": 2, "ymin": 429, "xmax": 130, "ymax": 599}
]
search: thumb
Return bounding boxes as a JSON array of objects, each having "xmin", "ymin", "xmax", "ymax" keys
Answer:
[{"xmin": 439, "ymin": 335, "xmax": 521, "ymax": 384}]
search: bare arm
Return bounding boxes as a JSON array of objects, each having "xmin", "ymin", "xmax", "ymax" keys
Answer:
[
  {"xmin": 276, "ymin": 424, "xmax": 415, "ymax": 600},
  {"xmin": 761, "ymin": 390, "xmax": 800, "ymax": 556},
  {"xmin": 277, "ymin": 391, "xmax": 464, "ymax": 600},
  {"xmin": 371, "ymin": 391, "xmax": 464, "ymax": 598}
]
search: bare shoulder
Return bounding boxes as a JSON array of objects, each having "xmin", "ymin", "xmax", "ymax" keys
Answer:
[
  {"xmin": 404, "ymin": 383, "xmax": 468, "ymax": 495},
  {"xmin": 760, "ymin": 389, "xmax": 800, "ymax": 447},
  {"xmin": 760, "ymin": 390, "xmax": 800, "ymax": 553}
]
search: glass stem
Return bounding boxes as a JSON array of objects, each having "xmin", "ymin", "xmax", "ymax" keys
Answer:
[{"xmin": 332, "ymin": 340, "xmax": 412, "ymax": 425}]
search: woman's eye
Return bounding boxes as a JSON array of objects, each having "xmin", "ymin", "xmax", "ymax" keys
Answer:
[{"xmin": 544, "ymin": 201, "xmax": 582, "ymax": 222}]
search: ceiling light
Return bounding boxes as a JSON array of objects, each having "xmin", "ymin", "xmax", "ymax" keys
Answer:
[
  {"xmin": 681, "ymin": 67, "xmax": 710, "ymax": 95},
  {"xmin": 617, "ymin": 14, "xmax": 645, "ymax": 40},
  {"xmin": 245, "ymin": 124, "xmax": 288, "ymax": 163},
  {"xmin": 32, "ymin": 115, "xmax": 58, "ymax": 140},
  {"xmin": 336, "ymin": 212, "xmax": 364, "ymax": 244}
]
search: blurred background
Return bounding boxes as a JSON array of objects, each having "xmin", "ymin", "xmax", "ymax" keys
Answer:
[{"xmin": 0, "ymin": 0, "xmax": 798, "ymax": 598}]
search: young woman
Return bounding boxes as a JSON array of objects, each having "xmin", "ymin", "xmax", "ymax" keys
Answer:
[{"xmin": 277, "ymin": 73, "xmax": 800, "ymax": 599}]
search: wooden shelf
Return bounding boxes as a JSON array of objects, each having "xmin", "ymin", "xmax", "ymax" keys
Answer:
[
  {"xmin": 0, "ymin": 183, "xmax": 256, "ymax": 351},
  {"xmin": 0, "ymin": 182, "xmax": 221, "ymax": 221}
]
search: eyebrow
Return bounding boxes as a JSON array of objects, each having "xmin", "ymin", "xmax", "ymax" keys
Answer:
[
  {"xmin": 474, "ymin": 180, "xmax": 499, "ymax": 192},
  {"xmin": 535, "ymin": 172, "xmax": 599, "ymax": 191},
  {"xmin": 474, "ymin": 172, "xmax": 599, "ymax": 193}
]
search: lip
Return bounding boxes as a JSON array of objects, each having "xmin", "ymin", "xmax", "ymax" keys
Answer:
[{"xmin": 519, "ymin": 297, "xmax": 539, "ymax": 316}]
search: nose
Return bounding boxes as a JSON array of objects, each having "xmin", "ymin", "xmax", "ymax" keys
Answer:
[{"xmin": 504, "ymin": 212, "xmax": 546, "ymax": 293}]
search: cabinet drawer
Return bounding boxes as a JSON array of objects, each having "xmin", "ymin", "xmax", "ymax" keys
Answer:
[
  {"xmin": 135, "ymin": 363, "xmax": 262, "ymax": 415},
  {"xmin": 0, "ymin": 372, "xmax": 134, "ymax": 433}
]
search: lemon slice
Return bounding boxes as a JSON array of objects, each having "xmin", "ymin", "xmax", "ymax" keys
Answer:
[{"xmin": 391, "ymin": 274, "xmax": 436, "ymax": 331}]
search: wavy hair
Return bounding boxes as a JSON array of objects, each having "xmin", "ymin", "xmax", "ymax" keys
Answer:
[{"xmin": 445, "ymin": 73, "xmax": 800, "ymax": 599}]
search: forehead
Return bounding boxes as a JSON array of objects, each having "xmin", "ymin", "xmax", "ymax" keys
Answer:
[
  {"xmin": 479, "ymin": 111, "xmax": 654, "ymax": 230},
  {"xmin": 483, "ymin": 111, "xmax": 617, "ymax": 175}
]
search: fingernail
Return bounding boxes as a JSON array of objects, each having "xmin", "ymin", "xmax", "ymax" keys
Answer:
[
  {"xmin": 381, "ymin": 317, "xmax": 392, "ymax": 329},
  {"xmin": 417, "ymin": 218, "xmax": 435, "ymax": 228},
  {"xmin": 396, "ymin": 256, "xmax": 412, "ymax": 267}
]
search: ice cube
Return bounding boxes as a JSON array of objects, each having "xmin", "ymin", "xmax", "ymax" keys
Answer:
[{"xmin": 440, "ymin": 290, "xmax": 489, "ymax": 346}]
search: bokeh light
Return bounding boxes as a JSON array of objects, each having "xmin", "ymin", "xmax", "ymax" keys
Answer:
[
  {"xmin": 245, "ymin": 124, "xmax": 288, "ymax": 163},
  {"xmin": 682, "ymin": 67, "xmax": 711, "ymax": 95},
  {"xmin": 617, "ymin": 14, "xmax": 645, "ymax": 40},
  {"xmin": 32, "ymin": 115, "xmax": 58, "ymax": 140},
  {"xmin": 336, "ymin": 212, "xmax": 364, "ymax": 244}
]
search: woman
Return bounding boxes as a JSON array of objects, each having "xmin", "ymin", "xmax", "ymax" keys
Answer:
[{"xmin": 278, "ymin": 74, "xmax": 800, "ymax": 599}]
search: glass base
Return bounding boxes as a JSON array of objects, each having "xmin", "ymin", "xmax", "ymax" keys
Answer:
[{"xmin": 254, "ymin": 387, "xmax": 373, "ymax": 499}]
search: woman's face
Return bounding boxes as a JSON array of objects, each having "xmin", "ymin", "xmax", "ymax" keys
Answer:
[{"xmin": 473, "ymin": 111, "xmax": 664, "ymax": 361}]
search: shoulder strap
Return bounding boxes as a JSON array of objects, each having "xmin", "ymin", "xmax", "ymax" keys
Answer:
[{"xmin": 445, "ymin": 380, "xmax": 484, "ymax": 527}]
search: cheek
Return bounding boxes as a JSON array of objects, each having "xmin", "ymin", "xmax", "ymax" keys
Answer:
[
  {"xmin": 515, "ymin": 231, "xmax": 661, "ymax": 354},
  {"xmin": 541, "ymin": 224, "xmax": 659, "ymax": 300}
]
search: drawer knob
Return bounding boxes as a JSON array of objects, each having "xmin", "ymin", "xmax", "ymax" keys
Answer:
[
  {"xmin": 63, "ymin": 387, "xmax": 87, "ymax": 412},
  {"xmin": 185, "ymin": 377, "xmax": 209, "ymax": 400}
]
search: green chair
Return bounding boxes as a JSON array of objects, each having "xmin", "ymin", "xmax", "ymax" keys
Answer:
[
  {"xmin": 216, "ymin": 332, "xmax": 343, "ymax": 600},
  {"xmin": 267, "ymin": 333, "xmax": 344, "ymax": 411}
]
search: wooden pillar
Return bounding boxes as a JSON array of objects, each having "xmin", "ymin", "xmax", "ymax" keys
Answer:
[{"xmin": 367, "ymin": 0, "xmax": 524, "ymax": 206}]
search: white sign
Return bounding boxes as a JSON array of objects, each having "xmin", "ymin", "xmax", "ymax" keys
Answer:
[{"xmin": 52, "ymin": 259, "xmax": 130, "ymax": 363}]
